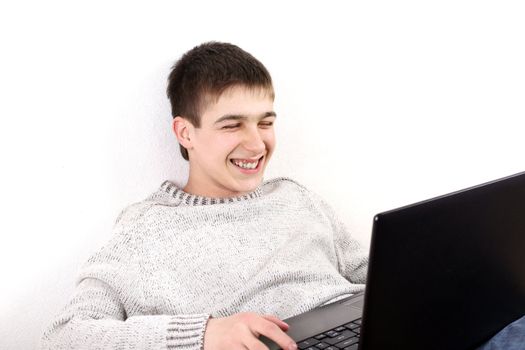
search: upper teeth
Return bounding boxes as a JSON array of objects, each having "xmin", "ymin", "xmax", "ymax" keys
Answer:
[{"xmin": 233, "ymin": 159, "xmax": 258, "ymax": 169}]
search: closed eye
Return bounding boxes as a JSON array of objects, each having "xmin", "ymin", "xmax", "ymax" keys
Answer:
[
  {"xmin": 259, "ymin": 122, "xmax": 274, "ymax": 128},
  {"xmin": 222, "ymin": 124, "xmax": 241, "ymax": 129}
]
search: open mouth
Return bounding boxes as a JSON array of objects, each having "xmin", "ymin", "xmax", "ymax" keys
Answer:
[{"xmin": 230, "ymin": 156, "xmax": 264, "ymax": 171}]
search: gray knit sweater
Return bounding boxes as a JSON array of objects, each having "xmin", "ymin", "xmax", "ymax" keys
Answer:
[{"xmin": 41, "ymin": 177, "xmax": 368, "ymax": 350}]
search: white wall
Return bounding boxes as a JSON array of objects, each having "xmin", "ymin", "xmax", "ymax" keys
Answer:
[{"xmin": 1, "ymin": 1, "xmax": 524, "ymax": 349}]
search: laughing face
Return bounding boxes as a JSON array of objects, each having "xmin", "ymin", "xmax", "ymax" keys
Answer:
[{"xmin": 173, "ymin": 85, "xmax": 276, "ymax": 198}]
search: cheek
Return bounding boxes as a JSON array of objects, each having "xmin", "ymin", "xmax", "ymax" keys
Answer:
[
  {"xmin": 264, "ymin": 130, "xmax": 276, "ymax": 149},
  {"xmin": 208, "ymin": 134, "xmax": 240, "ymax": 157}
]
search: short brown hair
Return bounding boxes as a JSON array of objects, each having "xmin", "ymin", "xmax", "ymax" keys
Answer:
[{"xmin": 167, "ymin": 41, "xmax": 274, "ymax": 160}]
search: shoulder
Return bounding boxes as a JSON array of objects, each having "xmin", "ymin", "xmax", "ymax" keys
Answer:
[
  {"xmin": 262, "ymin": 177, "xmax": 311, "ymax": 194},
  {"xmin": 113, "ymin": 181, "xmax": 183, "ymax": 228},
  {"xmin": 261, "ymin": 177, "xmax": 326, "ymax": 206},
  {"xmin": 92, "ymin": 189, "xmax": 165, "ymax": 255},
  {"xmin": 113, "ymin": 200, "xmax": 157, "ymax": 232},
  {"xmin": 263, "ymin": 177, "xmax": 340, "ymax": 215},
  {"xmin": 90, "ymin": 200, "xmax": 153, "ymax": 253},
  {"xmin": 79, "ymin": 184, "xmax": 179, "ymax": 277}
]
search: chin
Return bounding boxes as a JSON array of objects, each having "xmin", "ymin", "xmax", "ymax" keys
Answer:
[{"xmin": 236, "ymin": 178, "xmax": 263, "ymax": 194}]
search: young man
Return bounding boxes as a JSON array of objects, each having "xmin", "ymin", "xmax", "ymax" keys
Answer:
[
  {"xmin": 42, "ymin": 42, "xmax": 525, "ymax": 350},
  {"xmin": 41, "ymin": 42, "xmax": 369, "ymax": 350}
]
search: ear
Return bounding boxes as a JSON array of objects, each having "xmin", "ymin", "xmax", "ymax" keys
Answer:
[{"xmin": 172, "ymin": 116, "xmax": 193, "ymax": 149}]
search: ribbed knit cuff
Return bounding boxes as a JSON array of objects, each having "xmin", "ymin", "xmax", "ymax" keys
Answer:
[{"xmin": 166, "ymin": 314, "xmax": 210, "ymax": 350}]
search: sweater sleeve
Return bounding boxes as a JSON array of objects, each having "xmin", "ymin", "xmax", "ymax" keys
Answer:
[
  {"xmin": 40, "ymin": 202, "xmax": 210, "ymax": 350},
  {"xmin": 40, "ymin": 277, "xmax": 210, "ymax": 350}
]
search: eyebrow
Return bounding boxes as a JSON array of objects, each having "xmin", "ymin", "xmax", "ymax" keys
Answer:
[{"xmin": 214, "ymin": 111, "xmax": 277, "ymax": 124}]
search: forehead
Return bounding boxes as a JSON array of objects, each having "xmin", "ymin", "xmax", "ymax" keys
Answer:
[{"xmin": 200, "ymin": 86, "xmax": 274, "ymax": 123}]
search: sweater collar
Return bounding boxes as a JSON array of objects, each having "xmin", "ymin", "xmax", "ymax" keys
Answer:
[{"xmin": 160, "ymin": 181, "xmax": 263, "ymax": 206}]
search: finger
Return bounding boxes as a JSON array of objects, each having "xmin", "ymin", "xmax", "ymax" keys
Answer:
[
  {"xmin": 243, "ymin": 336, "xmax": 269, "ymax": 350},
  {"xmin": 261, "ymin": 315, "xmax": 289, "ymax": 331},
  {"xmin": 236, "ymin": 322, "xmax": 263, "ymax": 350},
  {"xmin": 252, "ymin": 318, "xmax": 297, "ymax": 350}
]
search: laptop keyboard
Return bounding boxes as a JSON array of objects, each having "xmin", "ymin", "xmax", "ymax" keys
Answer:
[{"xmin": 295, "ymin": 318, "xmax": 361, "ymax": 350}]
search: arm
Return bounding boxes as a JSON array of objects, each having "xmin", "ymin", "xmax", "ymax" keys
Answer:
[
  {"xmin": 41, "ymin": 278, "xmax": 297, "ymax": 350},
  {"xmin": 41, "ymin": 202, "xmax": 297, "ymax": 350},
  {"xmin": 41, "ymin": 277, "xmax": 209, "ymax": 350},
  {"xmin": 41, "ymin": 203, "xmax": 210, "ymax": 350}
]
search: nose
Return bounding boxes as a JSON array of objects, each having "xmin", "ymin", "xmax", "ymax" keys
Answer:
[{"xmin": 241, "ymin": 125, "xmax": 265, "ymax": 155}]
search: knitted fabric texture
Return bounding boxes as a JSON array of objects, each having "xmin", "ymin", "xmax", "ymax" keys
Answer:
[{"xmin": 41, "ymin": 177, "xmax": 369, "ymax": 349}]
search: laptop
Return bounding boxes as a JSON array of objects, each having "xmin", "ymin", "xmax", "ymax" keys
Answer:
[{"xmin": 262, "ymin": 171, "xmax": 525, "ymax": 350}]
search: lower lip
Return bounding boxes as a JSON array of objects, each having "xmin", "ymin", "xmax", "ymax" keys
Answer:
[{"xmin": 231, "ymin": 157, "xmax": 264, "ymax": 174}]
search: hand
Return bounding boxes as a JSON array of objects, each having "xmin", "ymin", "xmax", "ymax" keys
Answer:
[{"xmin": 203, "ymin": 312, "xmax": 298, "ymax": 350}]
